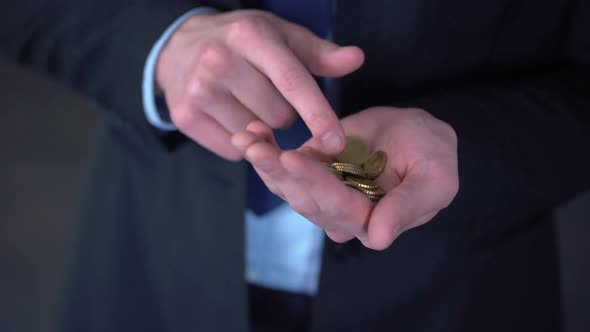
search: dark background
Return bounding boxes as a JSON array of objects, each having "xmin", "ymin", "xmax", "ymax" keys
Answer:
[{"xmin": 0, "ymin": 57, "xmax": 588, "ymax": 332}]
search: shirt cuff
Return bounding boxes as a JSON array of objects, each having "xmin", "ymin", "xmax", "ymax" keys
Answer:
[{"xmin": 142, "ymin": 7, "xmax": 219, "ymax": 131}]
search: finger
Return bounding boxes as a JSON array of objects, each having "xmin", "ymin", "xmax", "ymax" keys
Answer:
[
  {"xmin": 232, "ymin": 131, "xmax": 285, "ymax": 199},
  {"xmin": 245, "ymin": 140, "xmax": 312, "ymax": 207},
  {"xmin": 226, "ymin": 17, "xmax": 345, "ymax": 154},
  {"xmin": 273, "ymin": 19, "xmax": 365, "ymax": 77},
  {"xmin": 178, "ymin": 108, "xmax": 242, "ymax": 161},
  {"xmin": 280, "ymin": 150, "xmax": 372, "ymax": 239},
  {"xmin": 197, "ymin": 42, "xmax": 295, "ymax": 129},
  {"xmin": 247, "ymin": 140, "xmax": 357, "ymax": 242},
  {"xmin": 241, "ymin": 121, "xmax": 282, "ymax": 195},
  {"xmin": 325, "ymin": 230, "xmax": 356, "ymax": 244},
  {"xmin": 231, "ymin": 130, "xmax": 262, "ymax": 155},
  {"xmin": 367, "ymin": 170, "xmax": 457, "ymax": 251},
  {"xmin": 197, "ymin": 87, "xmax": 258, "ymax": 133},
  {"xmin": 246, "ymin": 121, "xmax": 278, "ymax": 147}
]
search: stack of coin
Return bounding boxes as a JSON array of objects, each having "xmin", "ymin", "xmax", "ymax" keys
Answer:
[{"xmin": 321, "ymin": 136, "xmax": 388, "ymax": 202}]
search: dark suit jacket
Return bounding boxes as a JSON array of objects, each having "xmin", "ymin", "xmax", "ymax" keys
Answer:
[{"xmin": 2, "ymin": 0, "xmax": 589, "ymax": 331}]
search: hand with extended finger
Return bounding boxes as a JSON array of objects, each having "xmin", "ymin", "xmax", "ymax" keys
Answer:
[{"xmin": 156, "ymin": 10, "xmax": 364, "ymax": 160}]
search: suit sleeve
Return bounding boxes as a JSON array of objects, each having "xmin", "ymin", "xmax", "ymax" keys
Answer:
[
  {"xmin": 0, "ymin": 0, "xmax": 229, "ymax": 133},
  {"xmin": 405, "ymin": 0, "xmax": 590, "ymax": 240}
]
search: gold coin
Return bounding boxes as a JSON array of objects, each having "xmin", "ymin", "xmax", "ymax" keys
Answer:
[
  {"xmin": 320, "ymin": 161, "xmax": 335, "ymax": 170},
  {"xmin": 358, "ymin": 187, "xmax": 386, "ymax": 197},
  {"xmin": 342, "ymin": 178, "xmax": 369, "ymax": 190},
  {"xmin": 343, "ymin": 182, "xmax": 385, "ymax": 201},
  {"xmin": 343, "ymin": 178, "xmax": 360, "ymax": 188},
  {"xmin": 366, "ymin": 194, "xmax": 383, "ymax": 202},
  {"xmin": 332, "ymin": 162, "xmax": 368, "ymax": 177},
  {"xmin": 336, "ymin": 136, "xmax": 370, "ymax": 165},
  {"xmin": 364, "ymin": 151, "xmax": 387, "ymax": 180},
  {"xmin": 321, "ymin": 162, "xmax": 345, "ymax": 180},
  {"xmin": 344, "ymin": 175, "xmax": 379, "ymax": 190}
]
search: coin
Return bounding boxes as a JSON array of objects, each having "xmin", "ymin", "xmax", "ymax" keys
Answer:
[
  {"xmin": 344, "ymin": 175, "xmax": 379, "ymax": 190},
  {"xmin": 321, "ymin": 162, "xmax": 345, "ymax": 180},
  {"xmin": 336, "ymin": 136, "xmax": 370, "ymax": 165},
  {"xmin": 332, "ymin": 162, "xmax": 368, "ymax": 177},
  {"xmin": 321, "ymin": 136, "xmax": 389, "ymax": 203},
  {"xmin": 366, "ymin": 194, "xmax": 383, "ymax": 202},
  {"xmin": 357, "ymin": 187, "xmax": 386, "ymax": 197},
  {"xmin": 343, "ymin": 178, "xmax": 360, "ymax": 188},
  {"xmin": 364, "ymin": 151, "xmax": 387, "ymax": 180},
  {"xmin": 342, "ymin": 180, "xmax": 385, "ymax": 202}
]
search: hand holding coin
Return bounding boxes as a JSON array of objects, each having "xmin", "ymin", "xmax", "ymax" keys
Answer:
[{"xmin": 232, "ymin": 106, "xmax": 459, "ymax": 250}]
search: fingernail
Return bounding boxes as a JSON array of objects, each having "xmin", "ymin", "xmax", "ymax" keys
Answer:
[{"xmin": 322, "ymin": 131, "xmax": 343, "ymax": 153}]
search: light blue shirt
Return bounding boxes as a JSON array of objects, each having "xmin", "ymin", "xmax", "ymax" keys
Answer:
[{"xmin": 141, "ymin": 8, "xmax": 325, "ymax": 296}]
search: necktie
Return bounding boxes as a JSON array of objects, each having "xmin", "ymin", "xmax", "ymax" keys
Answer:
[{"xmin": 245, "ymin": 0, "xmax": 336, "ymax": 214}]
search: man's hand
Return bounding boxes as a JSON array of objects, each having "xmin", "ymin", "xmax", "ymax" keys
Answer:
[
  {"xmin": 232, "ymin": 107, "xmax": 459, "ymax": 250},
  {"xmin": 156, "ymin": 10, "xmax": 364, "ymax": 160}
]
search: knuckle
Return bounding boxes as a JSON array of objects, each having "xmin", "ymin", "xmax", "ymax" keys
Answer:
[
  {"xmin": 226, "ymin": 15, "xmax": 270, "ymax": 44},
  {"xmin": 170, "ymin": 104, "xmax": 195, "ymax": 130},
  {"xmin": 198, "ymin": 42, "xmax": 233, "ymax": 77},
  {"xmin": 267, "ymin": 108, "xmax": 296, "ymax": 128},
  {"xmin": 186, "ymin": 78, "xmax": 215, "ymax": 104}
]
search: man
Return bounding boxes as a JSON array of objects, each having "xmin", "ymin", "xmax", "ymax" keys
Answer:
[{"xmin": 1, "ymin": 0, "xmax": 589, "ymax": 331}]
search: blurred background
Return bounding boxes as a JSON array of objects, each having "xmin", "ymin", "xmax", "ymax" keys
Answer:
[{"xmin": 0, "ymin": 56, "xmax": 589, "ymax": 332}]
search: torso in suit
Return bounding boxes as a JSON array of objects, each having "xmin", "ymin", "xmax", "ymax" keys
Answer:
[{"xmin": 2, "ymin": 0, "xmax": 589, "ymax": 331}]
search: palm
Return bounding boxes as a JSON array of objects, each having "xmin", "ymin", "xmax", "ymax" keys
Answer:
[{"xmin": 238, "ymin": 106, "xmax": 458, "ymax": 250}]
